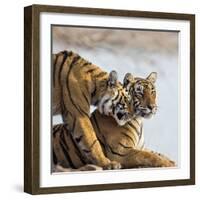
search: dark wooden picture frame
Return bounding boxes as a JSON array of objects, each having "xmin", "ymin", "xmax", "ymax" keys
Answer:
[{"xmin": 24, "ymin": 4, "xmax": 195, "ymax": 194}]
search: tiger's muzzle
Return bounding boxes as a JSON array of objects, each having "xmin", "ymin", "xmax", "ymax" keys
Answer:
[{"xmin": 135, "ymin": 104, "xmax": 157, "ymax": 118}]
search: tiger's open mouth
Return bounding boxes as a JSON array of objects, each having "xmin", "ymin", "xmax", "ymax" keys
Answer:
[
  {"xmin": 115, "ymin": 111, "xmax": 131, "ymax": 126},
  {"xmin": 117, "ymin": 112, "xmax": 124, "ymax": 120}
]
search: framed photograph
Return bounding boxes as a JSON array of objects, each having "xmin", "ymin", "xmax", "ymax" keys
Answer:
[{"xmin": 24, "ymin": 4, "xmax": 195, "ymax": 194}]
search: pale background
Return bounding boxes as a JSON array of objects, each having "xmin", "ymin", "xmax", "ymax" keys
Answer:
[
  {"xmin": 0, "ymin": 0, "xmax": 200, "ymax": 200},
  {"xmin": 52, "ymin": 27, "xmax": 179, "ymax": 163}
]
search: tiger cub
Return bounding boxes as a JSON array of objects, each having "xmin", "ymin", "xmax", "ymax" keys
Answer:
[
  {"xmin": 53, "ymin": 50, "xmax": 133, "ymax": 169},
  {"xmin": 53, "ymin": 72, "xmax": 175, "ymax": 171}
]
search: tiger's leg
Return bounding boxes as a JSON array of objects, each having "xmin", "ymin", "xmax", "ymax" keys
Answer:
[
  {"xmin": 71, "ymin": 115, "xmax": 121, "ymax": 169},
  {"xmin": 60, "ymin": 69, "xmax": 121, "ymax": 169},
  {"xmin": 53, "ymin": 122, "xmax": 120, "ymax": 170},
  {"xmin": 114, "ymin": 149, "xmax": 175, "ymax": 168}
]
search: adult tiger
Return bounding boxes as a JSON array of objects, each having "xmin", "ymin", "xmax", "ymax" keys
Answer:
[
  {"xmin": 53, "ymin": 50, "xmax": 133, "ymax": 169},
  {"xmin": 94, "ymin": 72, "xmax": 175, "ymax": 168},
  {"xmin": 52, "ymin": 73, "xmax": 175, "ymax": 171}
]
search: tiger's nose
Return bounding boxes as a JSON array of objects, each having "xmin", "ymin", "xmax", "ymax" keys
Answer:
[
  {"xmin": 147, "ymin": 105, "xmax": 154, "ymax": 110},
  {"xmin": 147, "ymin": 104, "xmax": 156, "ymax": 110},
  {"xmin": 148, "ymin": 105, "xmax": 157, "ymax": 113}
]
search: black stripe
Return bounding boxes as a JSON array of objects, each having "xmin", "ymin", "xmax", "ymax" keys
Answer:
[
  {"xmin": 92, "ymin": 113, "xmax": 101, "ymax": 134},
  {"xmin": 60, "ymin": 98, "xmax": 68, "ymax": 123},
  {"xmin": 77, "ymin": 104, "xmax": 89, "ymax": 117},
  {"xmin": 120, "ymin": 132, "xmax": 135, "ymax": 146},
  {"xmin": 82, "ymin": 62, "xmax": 91, "ymax": 68},
  {"xmin": 58, "ymin": 51, "xmax": 68, "ymax": 87},
  {"xmin": 71, "ymin": 117, "xmax": 77, "ymax": 133},
  {"xmin": 94, "ymin": 100, "xmax": 99, "ymax": 106},
  {"xmin": 128, "ymin": 122, "xmax": 140, "ymax": 136},
  {"xmin": 112, "ymin": 90, "xmax": 120, "ymax": 102},
  {"xmin": 118, "ymin": 142, "xmax": 133, "ymax": 149},
  {"xmin": 102, "ymin": 98, "xmax": 110, "ymax": 105},
  {"xmin": 60, "ymin": 127, "xmax": 85, "ymax": 167},
  {"xmin": 53, "ymin": 124, "xmax": 61, "ymax": 131},
  {"xmin": 61, "ymin": 50, "xmax": 68, "ymax": 54},
  {"xmin": 98, "ymin": 139, "xmax": 107, "ymax": 156},
  {"xmin": 102, "ymin": 104, "xmax": 105, "ymax": 114},
  {"xmin": 91, "ymin": 85, "xmax": 96, "ymax": 98},
  {"xmin": 53, "ymin": 125, "xmax": 61, "ymax": 137},
  {"xmin": 53, "ymin": 54, "xmax": 58, "ymax": 66},
  {"xmin": 112, "ymin": 96, "xmax": 122, "ymax": 106},
  {"xmin": 121, "ymin": 126, "xmax": 132, "ymax": 133},
  {"xmin": 66, "ymin": 55, "xmax": 89, "ymax": 117},
  {"xmin": 94, "ymin": 71, "xmax": 107, "ymax": 79},
  {"xmin": 53, "ymin": 149, "xmax": 58, "ymax": 164},
  {"xmin": 60, "ymin": 129, "xmax": 69, "ymax": 151},
  {"xmin": 92, "ymin": 114, "xmax": 111, "ymax": 156},
  {"xmin": 89, "ymin": 139, "xmax": 98, "ymax": 149},
  {"xmin": 64, "ymin": 126, "xmax": 87, "ymax": 165},
  {"xmin": 108, "ymin": 145, "xmax": 129, "ymax": 157},
  {"xmin": 85, "ymin": 67, "xmax": 96, "ymax": 74},
  {"xmin": 53, "ymin": 54, "xmax": 58, "ymax": 87},
  {"xmin": 112, "ymin": 103, "xmax": 115, "ymax": 115},
  {"xmin": 82, "ymin": 149, "xmax": 91, "ymax": 154},
  {"xmin": 101, "ymin": 136, "xmax": 111, "ymax": 156},
  {"xmin": 118, "ymin": 96, "xmax": 122, "ymax": 104},
  {"xmin": 64, "ymin": 133, "xmax": 87, "ymax": 165},
  {"xmin": 60, "ymin": 142, "xmax": 76, "ymax": 168},
  {"xmin": 82, "ymin": 139, "xmax": 98, "ymax": 154},
  {"xmin": 134, "ymin": 118, "xmax": 140, "ymax": 126},
  {"xmin": 81, "ymin": 91, "xmax": 90, "ymax": 107}
]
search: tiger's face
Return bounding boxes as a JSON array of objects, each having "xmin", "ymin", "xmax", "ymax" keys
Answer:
[
  {"xmin": 123, "ymin": 72, "xmax": 157, "ymax": 119},
  {"xmin": 98, "ymin": 71, "xmax": 133, "ymax": 126}
]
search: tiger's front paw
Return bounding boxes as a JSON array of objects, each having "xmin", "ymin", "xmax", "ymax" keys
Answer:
[{"xmin": 103, "ymin": 161, "xmax": 121, "ymax": 170}]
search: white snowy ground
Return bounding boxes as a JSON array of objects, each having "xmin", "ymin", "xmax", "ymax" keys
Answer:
[{"xmin": 52, "ymin": 27, "xmax": 178, "ymax": 164}]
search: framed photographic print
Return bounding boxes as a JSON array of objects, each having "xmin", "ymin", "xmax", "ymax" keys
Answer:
[{"xmin": 24, "ymin": 4, "xmax": 195, "ymax": 194}]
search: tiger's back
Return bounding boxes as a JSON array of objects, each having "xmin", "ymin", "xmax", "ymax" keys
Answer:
[{"xmin": 53, "ymin": 50, "xmax": 104, "ymax": 115}]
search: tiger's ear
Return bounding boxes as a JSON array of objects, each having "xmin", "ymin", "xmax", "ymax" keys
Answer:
[
  {"xmin": 123, "ymin": 73, "xmax": 134, "ymax": 89},
  {"xmin": 147, "ymin": 72, "xmax": 157, "ymax": 83},
  {"xmin": 108, "ymin": 70, "xmax": 118, "ymax": 87}
]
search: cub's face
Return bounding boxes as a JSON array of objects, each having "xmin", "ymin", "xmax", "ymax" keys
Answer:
[
  {"xmin": 98, "ymin": 71, "xmax": 133, "ymax": 126},
  {"xmin": 123, "ymin": 72, "xmax": 157, "ymax": 119},
  {"xmin": 133, "ymin": 79, "xmax": 157, "ymax": 118}
]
